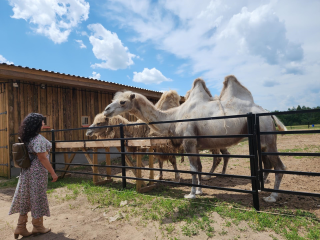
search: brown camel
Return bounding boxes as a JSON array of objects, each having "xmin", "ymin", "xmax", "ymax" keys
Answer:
[{"xmin": 86, "ymin": 90, "xmax": 184, "ymax": 182}]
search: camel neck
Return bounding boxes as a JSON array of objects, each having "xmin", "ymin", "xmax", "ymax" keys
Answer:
[{"xmin": 130, "ymin": 96, "xmax": 173, "ymax": 133}]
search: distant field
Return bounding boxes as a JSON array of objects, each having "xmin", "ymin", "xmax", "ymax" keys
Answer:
[{"xmin": 286, "ymin": 124, "xmax": 320, "ymax": 130}]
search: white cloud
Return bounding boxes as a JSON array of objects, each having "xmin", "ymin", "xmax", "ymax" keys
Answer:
[
  {"xmin": 75, "ymin": 39, "xmax": 86, "ymax": 48},
  {"xmin": 133, "ymin": 68, "xmax": 172, "ymax": 84},
  {"xmin": 219, "ymin": 5, "xmax": 303, "ymax": 67},
  {"xmin": 89, "ymin": 71, "xmax": 101, "ymax": 79},
  {"xmin": 9, "ymin": 0, "xmax": 90, "ymax": 44},
  {"xmin": 0, "ymin": 55, "xmax": 14, "ymax": 64},
  {"xmin": 103, "ymin": 0, "xmax": 320, "ymax": 110},
  {"xmin": 88, "ymin": 23, "xmax": 136, "ymax": 70},
  {"xmin": 156, "ymin": 54, "xmax": 163, "ymax": 63}
]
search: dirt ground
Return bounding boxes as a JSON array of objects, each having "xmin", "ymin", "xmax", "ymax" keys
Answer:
[
  {"xmin": 0, "ymin": 187, "xmax": 284, "ymax": 240},
  {"xmin": 0, "ymin": 133, "xmax": 319, "ymax": 239}
]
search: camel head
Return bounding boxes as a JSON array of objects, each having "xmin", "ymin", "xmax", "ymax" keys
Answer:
[
  {"xmin": 86, "ymin": 112, "xmax": 112, "ymax": 137},
  {"xmin": 103, "ymin": 91, "xmax": 136, "ymax": 117}
]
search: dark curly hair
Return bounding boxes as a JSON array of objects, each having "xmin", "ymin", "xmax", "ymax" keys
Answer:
[{"xmin": 18, "ymin": 113, "xmax": 44, "ymax": 144}]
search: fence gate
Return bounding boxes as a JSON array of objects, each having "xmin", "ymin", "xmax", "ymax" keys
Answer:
[{"xmin": 0, "ymin": 83, "xmax": 9, "ymax": 178}]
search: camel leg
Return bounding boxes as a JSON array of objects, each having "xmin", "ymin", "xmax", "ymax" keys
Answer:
[
  {"xmin": 262, "ymin": 155, "xmax": 271, "ymax": 184},
  {"xmin": 196, "ymin": 153, "xmax": 203, "ymax": 195},
  {"xmin": 202, "ymin": 149, "xmax": 221, "ymax": 181},
  {"xmin": 183, "ymin": 137, "xmax": 198, "ymax": 199},
  {"xmin": 169, "ymin": 156, "xmax": 180, "ymax": 182},
  {"xmin": 180, "ymin": 148, "xmax": 185, "ymax": 163},
  {"xmin": 154, "ymin": 158, "xmax": 163, "ymax": 180},
  {"xmin": 263, "ymin": 154, "xmax": 286, "ymax": 203},
  {"xmin": 220, "ymin": 148, "xmax": 230, "ymax": 174}
]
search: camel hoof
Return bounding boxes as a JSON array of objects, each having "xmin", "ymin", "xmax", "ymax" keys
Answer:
[
  {"xmin": 196, "ymin": 189, "xmax": 203, "ymax": 195},
  {"xmin": 264, "ymin": 179, "xmax": 270, "ymax": 184},
  {"xmin": 202, "ymin": 175, "xmax": 211, "ymax": 181},
  {"xmin": 174, "ymin": 178, "xmax": 181, "ymax": 183},
  {"xmin": 184, "ymin": 194, "xmax": 196, "ymax": 199},
  {"xmin": 263, "ymin": 196, "xmax": 277, "ymax": 203},
  {"xmin": 154, "ymin": 175, "xmax": 163, "ymax": 181}
]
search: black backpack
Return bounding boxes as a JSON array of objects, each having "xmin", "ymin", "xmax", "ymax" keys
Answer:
[{"xmin": 12, "ymin": 138, "xmax": 31, "ymax": 169}]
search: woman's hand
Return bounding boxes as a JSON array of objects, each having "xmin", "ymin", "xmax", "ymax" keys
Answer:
[{"xmin": 51, "ymin": 172, "xmax": 58, "ymax": 182}]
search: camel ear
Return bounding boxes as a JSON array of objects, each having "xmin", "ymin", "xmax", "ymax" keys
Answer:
[{"xmin": 130, "ymin": 94, "xmax": 135, "ymax": 100}]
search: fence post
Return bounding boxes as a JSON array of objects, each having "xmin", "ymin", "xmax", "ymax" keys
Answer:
[
  {"xmin": 51, "ymin": 129, "xmax": 56, "ymax": 171},
  {"xmin": 247, "ymin": 113, "xmax": 260, "ymax": 211},
  {"xmin": 119, "ymin": 123, "xmax": 126, "ymax": 189},
  {"xmin": 252, "ymin": 115, "xmax": 261, "ymax": 191},
  {"xmin": 255, "ymin": 115, "xmax": 264, "ymax": 190}
]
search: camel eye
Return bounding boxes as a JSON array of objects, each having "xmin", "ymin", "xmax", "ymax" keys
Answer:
[{"xmin": 120, "ymin": 101, "xmax": 126, "ymax": 105}]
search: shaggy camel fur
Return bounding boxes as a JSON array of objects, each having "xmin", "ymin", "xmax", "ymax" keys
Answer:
[
  {"xmin": 86, "ymin": 90, "xmax": 183, "ymax": 182},
  {"xmin": 103, "ymin": 76, "xmax": 287, "ymax": 202}
]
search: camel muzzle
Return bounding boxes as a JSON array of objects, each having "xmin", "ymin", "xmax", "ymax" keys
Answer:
[
  {"xmin": 86, "ymin": 129, "xmax": 94, "ymax": 136},
  {"xmin": 103, "ymin": 109, "xmax": 113, "ymax": 117}
]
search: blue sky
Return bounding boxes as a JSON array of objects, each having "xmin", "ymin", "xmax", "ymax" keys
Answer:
[{"xmin": 1, "ymin": 0, "xmax": 319, "ymax": 111}]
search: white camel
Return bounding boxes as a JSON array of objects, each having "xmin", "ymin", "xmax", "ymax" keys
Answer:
[{"xmin": 103, "ymin": 76, "xmax": 287, "ymax": 202}]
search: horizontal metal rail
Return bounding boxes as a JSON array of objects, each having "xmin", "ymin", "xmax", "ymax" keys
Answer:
[
  {"xmin": 0, "ymin": 128, "xmax": 7, "ymax": 132},
  {"xmin": 53, "ymin": 162, "xmax": 254, "ymax": 179},
  {"xmin": 262, "ymin": 188, "xmax": 320, "ymax": 198},
  {"xmin": 55, "ymin": 169, "xmax": 255, "ymax": 194},
  {"xmin": 52, "ymin": 114, "xmax": 251, "ymax": 132},
  {"xmin": 260, "ymin": 130, "xmax": 320, "ymax": 135},
  {"xmin": 262, "ymin": 152, "xmax": 320, "ymax": 157},
  {"xmin": 257, "ymin": 109, "xmax": 320, "ymax": 116},
  {"xmin": 0, "ymin": 146, "xmax": 8, "ymax": 149},
  {"xmin": 51, "ymin": 151, "xmax": 253, "ymax": 158},
  {"xmin": 52, "ymin": 134, "xmax": 252, "ymax": 143},
  {"xmin": 262, "ymin": 169, "xmax": 320, "ymax": 176},
  {"xmin": 0, "ymin": 111, "xmax": 7, "ymax": 115},
  {"xmin": 0, "ymin": 163, "xmax": 8, "ymax": 166}
]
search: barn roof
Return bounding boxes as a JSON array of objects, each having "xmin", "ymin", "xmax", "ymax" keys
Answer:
[{"xmin": 0, "ymin": 63, "xmax": 178, "ymax": 100}]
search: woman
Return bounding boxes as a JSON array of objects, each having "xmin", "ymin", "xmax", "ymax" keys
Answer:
[{"xmin": 9, "ymin": 113, "xmax": 58, "ymax": 239}]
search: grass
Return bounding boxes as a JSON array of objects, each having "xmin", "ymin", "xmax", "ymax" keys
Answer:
[{"xmin": 2, "ymin": 177, "xmax": 319, "ymax": 239}]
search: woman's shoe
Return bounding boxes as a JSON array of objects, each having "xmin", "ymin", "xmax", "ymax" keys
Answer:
[
  {"xmin": 32, "ymin": 216, "xmax": 51, "ymax": 235},
  {"xmin": 14, "ymin": 214, "xmax": 32, "ymax": 239}
]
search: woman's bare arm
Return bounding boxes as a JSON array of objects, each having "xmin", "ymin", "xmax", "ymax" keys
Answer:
[{"xmin": 37, "ymin": 152, "xmax": 58, "ymax": 182}]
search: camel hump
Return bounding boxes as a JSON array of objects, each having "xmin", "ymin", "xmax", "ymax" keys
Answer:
[
  {"xmin": 223, "ymin": 75, "xmax": 239, "ymax": 86},
  {"xmin": 220, "ymin": 75, "xmax": 253, "ymax": 101},
  {"xmin": 191, "ymin": 78, "xmax": 213, "ymax": 97},
  {"xmin": 155, "ymin": 90, "xmax": 181, "ymax": 110}
]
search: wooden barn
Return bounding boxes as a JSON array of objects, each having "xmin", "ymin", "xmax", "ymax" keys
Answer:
[{"xmin": 0, "ymin": 63, "xmax": 175, "ymax": 178}]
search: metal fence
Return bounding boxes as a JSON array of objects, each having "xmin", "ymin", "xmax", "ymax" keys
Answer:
[
  {"xmin": 256, "ymin": 109, "xmax": 320, "ymax": 198},
  {"xmin": 49, "ymin": 109, "xmax": 320, "ymax": 211}
]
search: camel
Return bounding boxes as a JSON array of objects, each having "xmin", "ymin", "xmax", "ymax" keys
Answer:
[
  {"xmin": 86, "ymin": 90, "xmax": 184, "ymax": 182},
  {"xmin": 184, "ymin": 87, "xmax": 285, "ymax": 182},
  {"xmin": 103, "ymin": 75, "xmax": 287, "ymax": 203}
]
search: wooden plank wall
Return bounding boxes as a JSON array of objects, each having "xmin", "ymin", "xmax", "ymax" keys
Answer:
[
  {"xmin": 0, "ymin": 80, "xmax": 160, "ymax": 178},
  {"xmin": 0, "ymin": 83, "xmax": 8, "ymax": 177},
  {"xmin": 6, "ymin": 81, "xmax": 161, "ymax": 157},
  {"xmin": 9, "ymin": 82, "xmax": 142, "ymax": 143}
]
